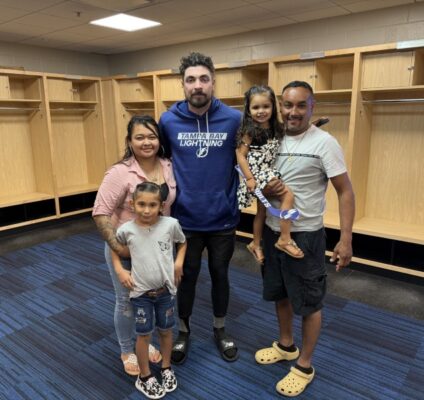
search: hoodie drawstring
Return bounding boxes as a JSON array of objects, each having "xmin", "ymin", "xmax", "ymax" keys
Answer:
[{"xmin": 196, "ymin": 112, "xmax": 210, "ymax": 158}]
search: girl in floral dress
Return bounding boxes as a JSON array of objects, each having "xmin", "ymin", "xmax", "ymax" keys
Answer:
[{"xmin": 236, "ymin": 85, "xmax": 304, "ymax": 263}]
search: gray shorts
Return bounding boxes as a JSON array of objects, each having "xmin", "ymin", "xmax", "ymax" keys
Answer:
[{"xmin": 262, "ymin": 226, "xmax": 327, "ymax": 316}]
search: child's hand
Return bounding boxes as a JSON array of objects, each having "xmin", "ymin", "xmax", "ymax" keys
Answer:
[
  {"xmin": 246, "ymin": 178, "xmax": 257, "ymax": 192},
  {"xmin": 174, "ymin": 263, "xmax": 183, "ymax": 286},
  {"xmin": 117, "ymin": 269, "xmax": 135, "ymax": 289}
]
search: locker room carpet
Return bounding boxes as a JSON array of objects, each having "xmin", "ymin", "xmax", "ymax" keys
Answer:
[{"xmin": 0, "ymin": 230, "xmax": 423, "ymax": 400}]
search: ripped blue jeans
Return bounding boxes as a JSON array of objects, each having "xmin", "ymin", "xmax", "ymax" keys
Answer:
[
  {"xmin": 131, "ymin": 290, "xmax": 175, "ymax": 335},
  {"xmin": 104, "ymin": 243, "xmax": 135, "ymax": 354}
]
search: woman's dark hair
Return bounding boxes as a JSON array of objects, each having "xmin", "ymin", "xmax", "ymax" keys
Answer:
[
  {"xmin": 236, "ymin": 85, "xmax": 283, "ymax": 146},
  {"xmin": 133, "ymin": 181, "xmax": 165, "ymax": 202},
  {"xmin": 122, "ymin": 115, "xmax": 165, "ymax": 161}
]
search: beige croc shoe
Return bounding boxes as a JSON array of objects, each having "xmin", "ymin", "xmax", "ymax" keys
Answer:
[
  {"xmin": 255, "ymin": 341, "xmax": 299, "ymax": 364},
  {"xmin": 276, "ymin": 366, "xmax": 315, "ymax": 397}
]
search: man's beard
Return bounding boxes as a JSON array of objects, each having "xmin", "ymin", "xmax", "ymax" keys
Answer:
[{"xmin": 187, "ymin": 92, "xmax": 210, "ymax": 109}]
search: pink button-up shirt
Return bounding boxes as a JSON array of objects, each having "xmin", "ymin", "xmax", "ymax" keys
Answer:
[{"xmin": 92, "ymin": 157, "xmax": 176, "ymax": 229}]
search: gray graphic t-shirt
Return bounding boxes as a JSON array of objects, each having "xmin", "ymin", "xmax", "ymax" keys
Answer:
[{"xmin": 116, "ymin": 216, "xmax": 185, "ymax": 298}]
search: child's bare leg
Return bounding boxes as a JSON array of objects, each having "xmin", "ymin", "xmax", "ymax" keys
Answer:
[
  {"xmin": 247, "ymin": 202, "xmax": 266, "ymax": 263},
  {"xmin": 275, "ymin": 189, "xmax": 304, "ymax": 258},
  {"xmin": 253, "ymin": 202, "xmax": 266, "ymax": 248},
  {"xmin": 136, "ymin": 334, "xmax": 151, "ymax": 377},
  {"xmin": 158, "ymin": 328, "xmax": 173, "ymax": 369}
]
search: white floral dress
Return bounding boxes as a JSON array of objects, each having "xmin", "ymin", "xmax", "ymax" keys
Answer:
[{"xmin": 237, "ymin": 137, "xmax": 281, "ymax": 209}]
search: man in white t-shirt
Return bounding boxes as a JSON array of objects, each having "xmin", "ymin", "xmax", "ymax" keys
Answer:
[{"xmin": 255, "ymin": 81, "xmax": 355, "ymax": 397}]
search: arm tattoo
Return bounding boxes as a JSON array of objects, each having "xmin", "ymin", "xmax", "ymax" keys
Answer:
[{"xmin": 93, "ymin": 215, "xmax": 122, "ymax": 253}]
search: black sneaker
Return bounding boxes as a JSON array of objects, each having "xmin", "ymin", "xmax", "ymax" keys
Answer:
[
  {"xmin": 135, "ymin": 375, "xmax": 166, "ymax": 399},
  {"xmin": 161, "ymin": 368, "xmax": 177, "ymax": 392}
]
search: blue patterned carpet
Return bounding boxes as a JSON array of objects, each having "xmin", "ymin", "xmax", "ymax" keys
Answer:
[{"xmin": 0, "ymin": 231, "xmax": 423, "ymax": 400}]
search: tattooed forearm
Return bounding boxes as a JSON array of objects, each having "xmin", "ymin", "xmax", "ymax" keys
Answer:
[{"xmin": 93, "ymin": 215, "xmax": 122, "ymax": 253}]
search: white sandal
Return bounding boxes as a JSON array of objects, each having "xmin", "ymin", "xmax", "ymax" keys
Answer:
[
  {"xmin": 149, "ymin": 344, "xmax": 162, "ymax": 363},
  {"xmin": 121, "ymin": 353, "xmax": 140, "ymax": 376}
]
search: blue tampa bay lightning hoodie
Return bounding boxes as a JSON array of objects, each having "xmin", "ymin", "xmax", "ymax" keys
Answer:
[{"xmin": 159, "ymin": 97, "xmax": 241, "ymax": 231}]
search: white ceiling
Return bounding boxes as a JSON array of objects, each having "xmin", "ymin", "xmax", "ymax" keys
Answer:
[{"xmin": 0, "ymin": 0, "xmax": 421, "ymax": 55}]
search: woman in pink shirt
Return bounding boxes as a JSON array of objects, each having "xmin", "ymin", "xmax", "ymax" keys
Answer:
[{"xmin": 93, "ymin": 115, "xmax": 177, "ymax": 376}]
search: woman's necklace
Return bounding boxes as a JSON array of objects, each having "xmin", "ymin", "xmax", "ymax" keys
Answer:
[
  {"xmin": 143, "ymin": 159, "xmax": 161, "ymax": 183},
  {"xmin": 283, "ymin": 129, "xmax": 309, "ymax": 162}
]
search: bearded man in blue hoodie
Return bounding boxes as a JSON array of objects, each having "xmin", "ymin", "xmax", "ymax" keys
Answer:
[{"xmin": 159, "ymin": 52, "xmax": 241, "ymax": 364}]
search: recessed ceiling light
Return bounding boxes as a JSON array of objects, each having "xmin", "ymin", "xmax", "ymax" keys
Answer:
[{"xmin": 90, "ymin": 13, "xmax": 161, "ymax": 32}]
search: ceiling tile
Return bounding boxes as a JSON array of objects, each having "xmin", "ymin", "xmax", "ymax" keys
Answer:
[
  {"xmin": 155, "ymin": 0, "xmax": 247, "ymax": 15},
  {"xmin": 0, "ymin": 22, "xmax": 54, "ymax": 36},
  {"xmin": 35, "ymin": 30, "xmax": 90, "ymax": 42},
  {"xmin": 0, "ymin": 0, "xmax": 64, "ymax": 11},
  {"xmin": 58, "ymin": 24, "xmax": 122, "ymax": 39},
  {"xmin": 258, "ymin": 0, "xmax": 335, "ymax": 15},
  {"xmin": 0, "ymin": 5, "xmax": 31, "ymax": 22},
  {"xmin": 342, "ymin": 0, "xmax": 414, "ymax": 13},
  {"xmin": 0, "ymin": 30, "xmax": 29, "ymax": 42},
  {"xmin": 290, "ymin": 6, "xmax": 350, "ymax": 22},
  {"xmin": 239, "ymin": 16, "xmax": 295, "ymax": 30},
  {"xmin": 74, "ymin": 0, "xmax": 159, "ymax": 12},
  {"xmin": 331, "ymin": 0, "xmax": 412, "ymax": 5},
  {"xmin": 243, "ymin": 0, "xmax": 274, "ymax": 3},
  {"xmin": 41, "ymin": 1, "xmax": 112, "ymax": 22},
  {"xmin": 130, "ymin": 2, "xmax": 205, "ymax": 24},
  {"xmin": 329, "ymin": 0, "xmax": 365, "ymax": 4},
  {"xmin": 19, "ymin": 36, "xmax": 79, "ymax": 48},
  {"xmin": 201, "ymin": 25, "xmax": 252, "ymax": 37},
  {"xmin": 13, "ymin": 13, "xmax": 83, "ymax": 29},
  {"xmin": 206, "ymin": 4, "xmax": 277, "ymax": 25}
]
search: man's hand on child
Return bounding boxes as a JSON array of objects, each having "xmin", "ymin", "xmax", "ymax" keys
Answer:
[
  {"xmin": 117, "ymin": 269, "xmax": 135, "ymax": 289},
  {"xmin": 263, "ymin": 178, "xmax": 286, "ymax": 197}
]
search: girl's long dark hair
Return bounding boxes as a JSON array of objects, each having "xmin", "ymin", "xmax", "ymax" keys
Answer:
[{"xmin": 236, "ymin": 85, "xmax": 283, "ymax": 146}]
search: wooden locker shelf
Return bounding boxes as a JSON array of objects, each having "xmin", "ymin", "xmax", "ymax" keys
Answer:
[
  {"xmin": 0, "ymin": 215, "xmax": 58, "ymax": 232},
  {"xmin": 214, "ymin": 64, "xmax": 268, "ymax": 98},
  {"xmin": 50, "ymin": 110, "xmax": 105, "ymax": 201},
  {"xmin": 57, "ymin": 183, "xmax": 99, "ymax": 197},
  {"xmin": 271, "ymin": 55, "xmax": 354, "ymax": 92},
  {"xmin": 47, "ymin": 76, "xmax": 106, "ymax": 217},
  {"xmin": 158, "ymin": 74, "xmax": 182, "ymax": 103},
  {"xmin": 49, "ymin": 100, "xmax": 98, "ymax": 105},
  {"xmin": 353, "ymin": 217, "xmax": 424, "ymax": 245},
  {"xmin": 0, "ymin": 73, "xmax": 42, "ymax": 100},
  {"xmin": 118, "ymin": 76, "xmax": 155, "ymax": 102},
  {"xmin": 0, "ymin": 98, "xmax": 41, "ymax": 103},
  {"xmin": 121, "ymin": 100, "xmax": 155, "ymax": 112},
  {"xmin": 314, "ymin": 89, "xmax": 352, "ymax": 102},
  {"xmin": 0, "ymin": 74, "xmax": 55, "ymax": 231},
  {"xmin": 0, "ymin": 192, "xmax": 54, "ymax": 208},
  {"xmin": 47, "ymin": 77, "xmax": 98, "ymax": 102},
  {"xmin": 361, "ymin": 49, "xmax": 424, "ymax": 89}
]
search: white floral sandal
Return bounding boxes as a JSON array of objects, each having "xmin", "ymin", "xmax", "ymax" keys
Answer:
[
  {"xmin": 121, "ymin": 353, "xmax": 140, "ymax": 376},
  {"xmin": 148, "ymin": 344, "xmax": 162, "ymax": 363}
]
